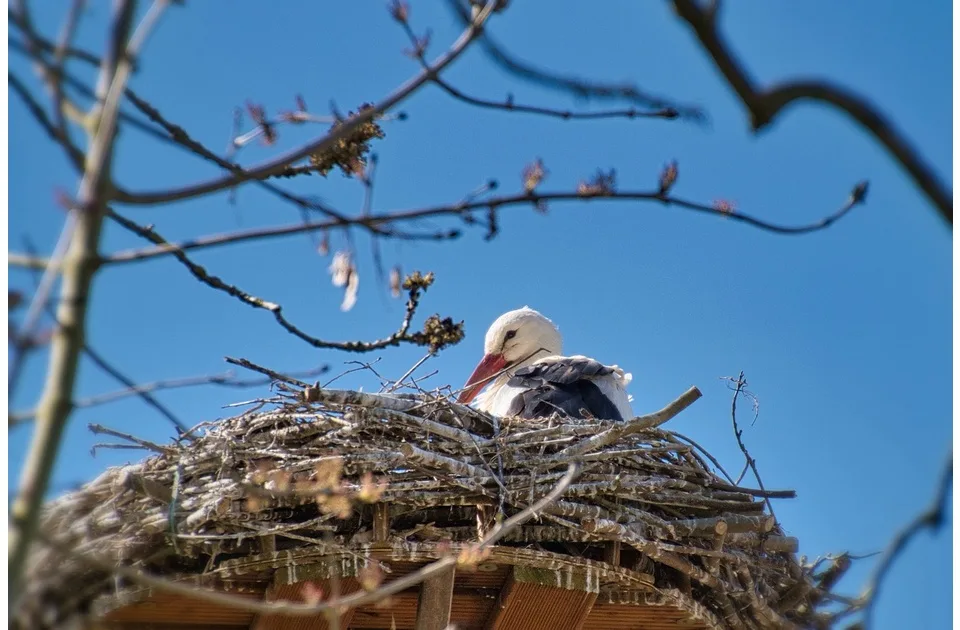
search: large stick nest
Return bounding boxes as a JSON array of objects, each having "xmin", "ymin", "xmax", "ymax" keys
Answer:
[{"xmin": 17, "ymin": 385, "xmax": 842, "ymax": 630}]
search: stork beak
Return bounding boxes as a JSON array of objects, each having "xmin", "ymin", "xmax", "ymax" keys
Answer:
[{"xmin": 457, "ymin": 353, "xmax": 508, "ymax": 404}]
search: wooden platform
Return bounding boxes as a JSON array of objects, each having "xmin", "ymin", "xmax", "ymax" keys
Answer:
[{"xmin": 96, "ymin": 543, "xmax": 715, "ymax": 630}]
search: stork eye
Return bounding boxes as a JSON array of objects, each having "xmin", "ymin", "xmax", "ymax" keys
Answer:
[{"xmin": 504, "ymin": 330, "xmax": 517, "ymax": 340}]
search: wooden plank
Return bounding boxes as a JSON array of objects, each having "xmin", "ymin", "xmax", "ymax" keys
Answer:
[
  {"xmin": 414, "ymin": 566, "xmax": 456, "ymax": 630},
  {"xmin": 485, "ymin": 566, "xmax": 598, "ymax": 630}
]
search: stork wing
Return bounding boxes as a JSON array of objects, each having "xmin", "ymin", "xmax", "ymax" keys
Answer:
[{"xmin": 504, "ymin": 356, "xmax": 626, "ymax": 421}]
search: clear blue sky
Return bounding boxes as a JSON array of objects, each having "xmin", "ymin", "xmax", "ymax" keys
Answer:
[{"xmin": 9, "ymin": 2, "xmax": 952, "ymax": 628}]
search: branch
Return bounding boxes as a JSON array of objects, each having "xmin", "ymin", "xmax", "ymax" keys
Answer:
[
  {"xmin": 552, "ymin": 386, "xmax": 702, "ymax": 459},
  {"xmin": 9, "ymin": 0, "xmax": 167, "ymax": 608},
  {"xmin": 860, "ymin": 451, "xmax": 952, "ymax": 629},
  {"xmin": 109, "ymin": 211, "xmax": 462, "ymax": 353},
  {"xmin": 78, "ymin": 344, "xmax": 188, "ymax": 434},
  {"xmin": 9, "ymin": 44, "xmax": 376, "ymax": 239},
  {"xmin": 8, "ymin": 8, "xmax": 103, "ymax": 68},
  {"xmin": 49, "ymin": 0, "xmax": 87, "ymax": 143},
  {"xmin": 31, "ymin": 463, "xmax": 580, "ymax": 617},
  {"xmin": 8, "ymin": 71, "xmax": 86, "ymax": 170},
  {"xmin": 445, "ymin": 0, "xmax": 704, "ymax": 120},
  {"xmin": 394, "ymin": 14, "xmax": 681, "ymax": 122},
  {"xmin": 671, "ymin": 0, "xmax": 951, "ymax": 226},
  {"xmin": 111, "ymin": 2, "xmax": 499, "ymax": 206},
  {"xmin": 9, "ymin": 364, "xmax": 330, "ymax": 427},
  {"xmin": 435, "ymin": 75, "xmax": 684, "ymax": 121},
  {"xmin": 120, "ymin": 89, "xmax": 356, "ymax": 224},
  {"xmin": 94, "ymin": 181, "xmax": 868, "ymax": 266},
  {"xmin": 11, "ymin": 237, "xmax": 193, "ymax": 435},
  {"xmin": 726, "ymin": 372, "xmax": 774, "ymax": 521}
]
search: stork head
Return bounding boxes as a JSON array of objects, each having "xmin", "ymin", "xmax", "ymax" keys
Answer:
[{"xmin": 457, "ymin": 307, "xmax": 562, "ymax": 404}]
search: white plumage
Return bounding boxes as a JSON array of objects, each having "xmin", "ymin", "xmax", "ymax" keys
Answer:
[{"xmin": 457, "ymin": 307, "xmax": 633, "ymax": 421}]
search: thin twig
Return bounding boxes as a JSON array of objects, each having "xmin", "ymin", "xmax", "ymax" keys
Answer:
[
  {"xmin": 79, "ymin": 344, "xmax": 188, "ymax": 434},
  {"xmin": 12, "ymin": 238, "xmax": 191, "ymax": 435},
  {"xmin": 112, "ymin": 2, "xmax": 499, "ymax": 206},
  {"xmin": 445, "ymin": 0, "xmax": 703, "ymax": 120},
  {"xmin": 552, "ymin": 386, "xmax": 702, "ymax": 459},
  {"xmin": 88, "ymin": 423, "xmax": 171, "ymax": 454},
  {"xmin": 50, "ymin": 0, "xmax": 87, "ymax": 140},
  {"xmin": 7, "ymin": 71, "xmax": 86, "ymax": 169},
  {"xmin": 9, "ymin": 0, "xmax": 169, "ymax": 608},
  {"xmin": 106, "ymin": 210, "xmax": 449, "ymax": 353},
  {"xmin": 395, "ymin": 15, "xmax": 681, "ymax": 122},
  {"xmin": 727, "ymin": 372, "xmax": 774, "ymax": 521},
  {"xmin": 9, "ymin": 365, "xmax": 330, "ymax": 426},
  {"xmin": 860, "ymin": 451, "xmax": 952, "ymax": 629},
  {"xmin": 84, "ymin": 183, "xmax": 868, "ymax": 267}
]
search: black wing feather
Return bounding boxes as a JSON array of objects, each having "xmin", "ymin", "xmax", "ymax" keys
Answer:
[{"xmin": 505, "ymin": 357, "xmax": 623, "ymax": 421}]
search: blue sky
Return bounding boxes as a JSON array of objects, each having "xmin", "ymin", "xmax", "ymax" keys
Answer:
[{"xmin": 9, "ymin": 2, "xmax": 951, "ymax": 628}]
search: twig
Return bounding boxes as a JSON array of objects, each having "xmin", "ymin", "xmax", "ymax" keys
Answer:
[
  {"xmin": 120, "ymin": 89, "xmax": 355, "ymax": 224},
  {"xmin": 7, "ymin": 71, "xmax": 86, "ymax": 170},
  {"xmin": 668, "ymin": 431, "xmax": 737, "ymax": 485},
  {"xmin": 726, "ymin": 372, "xmax": 774, "ymax": 521},
  {"xmin": 860, "ymin": 451, "xmax": 952, "ymax": 629},
  {"xmin": 445, "ymin": 0, "xmax": 703, "ymax": 120},
  {"xmin": 9, "ymin": 365, "xmax": 330, "ymax": 426},
  {"xmin": 111, "ymin": 2, "xmax": 499, "ymax": 206},
  {"xmin": 224, "ymin": 358, "xmax": 311, "ymax": 389},
  {"xmin": 88, "ymin": 424, "xmax": 171, "ymax": 454},
  {"xmin": 107, "ymin": 211, "xmax": 452, "ymax": 353},
  {"xmin": 395, "ymin": 15, "xmax": 681, "ymax": 122},
  {"xmin": 434, "ymin": 76, "xmax": 683, "ymax": 121},
  {"xmin": 384, "ymin": 351, "xmax": 433, "ymax": 393},
  {"xmin": 50, "ymin": 0, "xmax": 87, "ymax": 141},
  {"xmin": 90, "ymin": 183, "xmax": 869, "ymax": 267},
  {"xmin": 79, "ymin": 344, "xmax": 188, "ymax": 434},
  {"xmin": 671, "ymin": 0, "xmax": 951, "ymax": 225},
  {"xmin": 8, "ymin": 38, "xmax": 361, "ymax": 232},
  {"xmin": 32, "ymin": 462, "xmax": 580, "ymax": 617},
  {"xmin": 9, "ymin": 0, "xmax": 168, "ymax": 608},
  {"xmin": 552, "ymin": 386, "xmax": 702, "ymax": 459},
  {"xmin": 11, "ymin": 237, "xmax": 192, "ymax": 435}
]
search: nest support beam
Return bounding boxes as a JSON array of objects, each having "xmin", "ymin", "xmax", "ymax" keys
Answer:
[
  {"xmin": 485, "ymin": 565, "xmax": 599, "ymax": 630},
  {"xmin": 415, "ymin": 565, "xmax": 456, "ymax": 630}
]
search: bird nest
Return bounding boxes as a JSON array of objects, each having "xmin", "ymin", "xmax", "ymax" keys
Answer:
[{"xmin": 17, "ymin": 382, "xmax": 842, "ymax": 630}]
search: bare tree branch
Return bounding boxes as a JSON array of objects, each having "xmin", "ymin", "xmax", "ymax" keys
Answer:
[
  {"xmin": 110, "ymin": 2, "xmax": 499, "ymax": 207},
  {"xmin": 78, "ymin": 344, "xmax": 188, "ymax": 434},
  {"xmin": 8, "ymin": 7, "xmax": 102, "ymax": 68},
  {"xmin": 395, "ymin": 12, "xmax": 681, "ymax": 122},
  {"xmin": 107, "ymin": 211, "xmax": 461, "ymax": 353},
  {"xmin": 860, "ymin": 451, "xmax": 952, "ymax": 629},
  {"xmin": 11, "ymin": 237, "xmax": 192, "ymax": 435},
  {"xmin": 78, "ymin": 180, "xmax": 868, "ymax": 268},
  {"xmin": 8, "ymin": 71, "xmax": 85, "ymax": 169},
  {"xmin": 49, "ymin": 0, "xmax": 87, "ymax": 142},
  {"xmin": 9, "ymin": 0, "xmax": 169, "ymax": 608},
  {"xmin": 725, "ymin": 372, "xmax": 775, "ymax": 522},
  {"xmin": 671, "ymin": 0, "xmax": 951, "ymax": 226},
  {"xmin": 10, "ymin": 364, "xmax": 331, "ymax": 427},
  {"xmin": 445, "ymin": 0, "xmax": 704, "ymax": 120}
]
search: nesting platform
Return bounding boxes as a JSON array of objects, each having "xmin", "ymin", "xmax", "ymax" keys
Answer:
[{"xmin": 16, "ymin": 385, "xmax": 839, "ymax": 630}]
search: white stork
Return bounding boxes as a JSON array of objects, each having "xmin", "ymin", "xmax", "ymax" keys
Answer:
[{"xmin": 457, "ymin": 307, "xmax": 633, "ymax": 420}]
